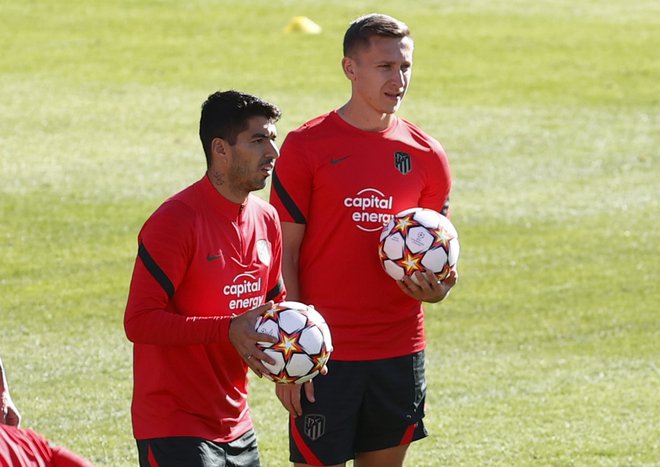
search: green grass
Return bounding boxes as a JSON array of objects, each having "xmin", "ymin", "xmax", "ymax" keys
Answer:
[{"xmin": 1, "ymin": 0, "xmax": 658, "ymax": 465}]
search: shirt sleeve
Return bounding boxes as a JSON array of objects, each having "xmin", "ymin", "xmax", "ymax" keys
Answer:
[
  {"xmin": 124, "ymin": 200, "xmax": 231, "ymax": 345},
  {"xmin": 419, "ymin": 138, "xmax": 452, "ymax": 216},
  {"xmin": 270, "ymin": 131, "xmax": 312, "ymax": 225}
]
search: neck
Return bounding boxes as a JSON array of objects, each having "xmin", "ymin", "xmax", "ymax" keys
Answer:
[
  {"xmin": 337, "ymin": 102, "xmax": 396, "ymax": 132},
  {"xmin": 206, "ymin": 171, "xmax": 247, "ymax": 204}
]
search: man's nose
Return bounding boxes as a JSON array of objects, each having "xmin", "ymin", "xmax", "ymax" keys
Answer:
[{"xmin": 265, "ymin": 140, "xmax": 279, "ymax": 159}]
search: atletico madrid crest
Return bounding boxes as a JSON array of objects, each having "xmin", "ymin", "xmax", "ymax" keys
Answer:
[
  {"xmin": 394, "ymin": 151, "xmax": 411, "ymax": 174},
  {"xmin": 304, "ymin": 414, "xmax": 326, "ymax": 440}
]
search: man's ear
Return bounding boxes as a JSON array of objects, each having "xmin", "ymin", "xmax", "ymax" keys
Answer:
[
  {"xmin": 212, "ymin": 137, "xmax": 229, "ymax": 162},
  {"xmin": 342, "ymin": 56, "xmax": 356, "ymax": 81}
]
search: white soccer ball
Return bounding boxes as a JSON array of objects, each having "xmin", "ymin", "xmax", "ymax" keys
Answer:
[
  {"xmin": 378, "ymin": 208, "xmax": 459, "ymax": 283},
  {"xmin": 254, "ymin": 301, "xmax": 333, "ymax": 384}
]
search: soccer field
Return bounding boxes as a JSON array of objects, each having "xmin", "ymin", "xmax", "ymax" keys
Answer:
[{"xmin": 1, "ymin": 0, "xmax": 658, "ymax": 465}]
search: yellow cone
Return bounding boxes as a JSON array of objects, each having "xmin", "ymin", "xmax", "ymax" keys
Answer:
[{"xmin": 283, "ymin": 16, "xmax": 322, "ymax": 34}]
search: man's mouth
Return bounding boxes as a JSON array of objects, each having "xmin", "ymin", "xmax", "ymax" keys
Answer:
[{"xmin": 385, "ymin": 90, "xmax": 403, "ymax": 101}]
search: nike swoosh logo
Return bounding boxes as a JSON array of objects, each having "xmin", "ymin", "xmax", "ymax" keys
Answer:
[
  {"xmin": 207, "ymin": 253, "xmax": 223, "ymax": 261},
  {"xmin": 330, "ymin": 155, "xmax": 350, "ymax": 165}
]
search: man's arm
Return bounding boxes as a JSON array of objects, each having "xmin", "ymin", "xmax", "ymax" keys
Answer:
[
  {"xmin": 0, "ymin": 356, "xmax": 21, "ymax": 427},
  {"xmin": 123, "ymin": 201, "xmax": 232, "ymax": 346},
  {"xmin": 275, "ymin": 222, "xmax": 316, "ymax": 416},
  {"xmin": 123, "ymin": 254, "xmax": 233, "ymax": 346}
]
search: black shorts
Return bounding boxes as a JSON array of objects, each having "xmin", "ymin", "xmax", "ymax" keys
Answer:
[
  {"xmin": 289, "ymin": 351, "xmax": 428, "ymax": 465},
  {"xmin": 136, "ymin": 429, "xmax": 260, "ymax": 467}
]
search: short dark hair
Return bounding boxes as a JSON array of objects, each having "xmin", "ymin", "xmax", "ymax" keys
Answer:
[
  {"xmin": 343, "ymin": 13, "xmax": 411, "ymax": 57},
  {"xmin": 199, "ymin": 90, "xmax": 281, "ymax": 167}
]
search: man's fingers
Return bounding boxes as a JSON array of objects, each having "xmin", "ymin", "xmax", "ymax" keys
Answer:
[
  {"xmin": 250, "ymin": 346, "xmax": 276, "ymax": 366},
  {"xmin": 303, "ymin": 380, "xmax": 315, "ymax": 404},
  {"xmin": 252, "ymin": 301, "xmax": 274, "ymax": 315},
  {"xmin": 255, "ymin": 331, "xmax": 278, "ymax": 345},
  {"xmin": 276, "ymin": 390, "xmax": 295, "ymax": 416},
  {"xmin": 244, "ymin": 353, "xmax": 272, "ymax": 379},
  {"xmin": 444, "ymin": 269, "xmax": 458, "ymax": 286},
  {"xmin": 276, "ymin": 384, "xmax": 303, "ymax": 417}
]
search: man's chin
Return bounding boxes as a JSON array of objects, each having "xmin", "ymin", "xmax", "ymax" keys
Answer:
[
  {"xmin": 252, "ymin": 179, "xmax": 268, "ymax": 191},
  {"xmin": 380, "ymin": 105, "xmax": 400, "ymax": 116}
]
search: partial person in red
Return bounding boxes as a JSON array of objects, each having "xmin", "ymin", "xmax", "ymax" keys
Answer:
[
  {"xmin": 269, "ymin": 14, "xmax": 457, "ymax": 467},
  {"xmin": 0, "ymin": 356, "xmax": 93, "ymax": 466},
  {"xmin": 0, "ymin": 425, "xmax": 94, "ymax": 467},
  {"xmin": 124, "ymin": 90, "xmax": 286, "ymax": 466},
  {"xmin": 0, "ymin": 356, "xmax": 20, "ymax": 428}
]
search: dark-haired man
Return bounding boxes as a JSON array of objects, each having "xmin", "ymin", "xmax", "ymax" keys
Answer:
[
  {"xmin": 270, "ymin": 14, "xmax": 457, "ymax": 467},
  {"xmin": 125, "ymin": 90, "xmax": 286, "ymax": 466}
]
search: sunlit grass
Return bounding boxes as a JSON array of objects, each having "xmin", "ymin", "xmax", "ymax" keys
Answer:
[{"xmin": 1, "ymin": 0, "xmax": 658, "ymax": 465}]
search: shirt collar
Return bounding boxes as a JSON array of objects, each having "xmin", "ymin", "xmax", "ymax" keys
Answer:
[{"xmin": 201, "ymin": 174, "xmax": 248, "ymax": 219}]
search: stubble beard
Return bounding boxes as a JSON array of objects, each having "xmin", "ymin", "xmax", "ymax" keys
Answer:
[{"xmin": 230, "ymin": 164, "xmax": 267, "ymax": 196}]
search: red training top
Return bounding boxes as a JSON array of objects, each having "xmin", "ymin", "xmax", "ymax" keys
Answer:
[
  {"xmin": 270, "ymin": 111, "xmax": 451, "ymax": 360},
  {"xmin": 124, "ymin": 175, "xmax": 285, "ymax": 442}
]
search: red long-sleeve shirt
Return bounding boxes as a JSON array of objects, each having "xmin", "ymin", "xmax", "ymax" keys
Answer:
[{"xmin": 124, "ymin": 175, "xmax": 285, "ymax": 442}]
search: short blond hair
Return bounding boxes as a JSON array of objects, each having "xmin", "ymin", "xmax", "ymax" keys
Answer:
[{"xmin": 343, "ymin": 14, "xmax": 411, "ymax": 57}]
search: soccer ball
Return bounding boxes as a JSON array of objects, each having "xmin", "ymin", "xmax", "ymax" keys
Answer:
[
  {"xmin": 254, "ymin": 301, "xmax": 333, "ymax": 384},
  {"xmin": 378, "ymin": 208, "xmax": 459, "ymax": 283}
]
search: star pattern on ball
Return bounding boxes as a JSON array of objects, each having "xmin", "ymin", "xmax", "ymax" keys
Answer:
[
  {"xmin": 312, "ymin": 348, "xmax": 331, "ymax": 373},
  {"xmin": 272, "ymin": 303, "xmax": 291, "ymax": 312},
  {"xmin": 271, "ymin": 373, "xmax": 297, "ymax": 384},
  {"xmin": 260, "ymin": 306, "xmax": 280, "ymax": 321},
  {"xmin": 377, "ymin": 242, "xmax": 388, "ymax": 262},
  {"xmin": 391, "ymin": 213, "xmax": 418, "ymax": 236},
  {"xmin": 397, "ymin": 250, "xmax": 424, "ymax": 275},
  {"xmin": 435, "ymin": 263, "xmax": 452, "ymax": 281},
  {"xmin": 275, "ymin": 332, "xmax": 303, "ymax": 359},
  {"xmin": 431, "ymin": 226, "xmax": 454, "ymax": 251}
]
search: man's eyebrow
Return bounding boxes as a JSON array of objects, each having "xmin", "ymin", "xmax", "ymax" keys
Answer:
[
  {"xmin": 376, "ymin": 60, "xmax": 402, "ymax": 66},
  {"xmin": 251, "ymin": 131, "xmax": 276, "ymax": 139}
]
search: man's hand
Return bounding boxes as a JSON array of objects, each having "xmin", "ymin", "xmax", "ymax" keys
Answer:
[
  {"xmin": 228, "ymin": 301, "xmax": 278, "ymax": 378},
  {"xmin": 275, "ymin": 362, "xmax": 328, "ymax": 417},
  {"xmin": 1, "ymin": 391, "xmax": 21, "ymax": 427},
  {"xmin": 398, "ymin": 269, "xmax": 457, "ymax": 303},
  {"xmin": 276, "ymin": 380, "xmax": 317, "ymax": 417}
]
